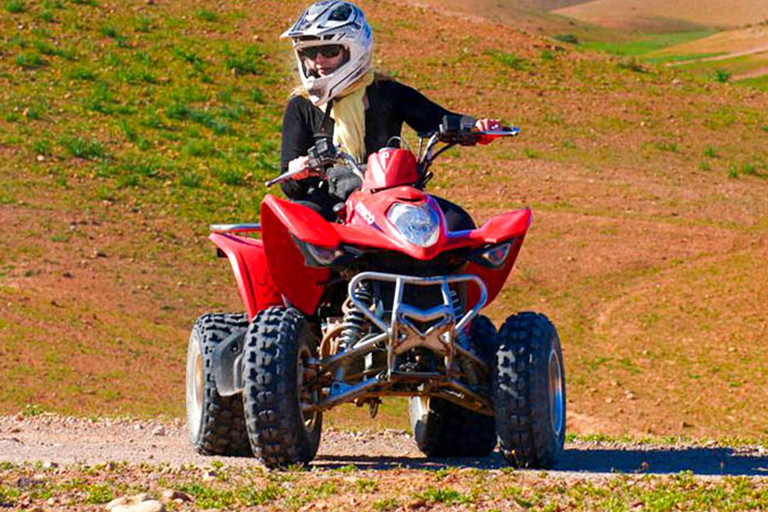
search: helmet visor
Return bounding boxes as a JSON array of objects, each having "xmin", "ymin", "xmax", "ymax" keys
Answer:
[{"xmin": 298, "ymin": 44, "xmax": 345, "ymax": 60}]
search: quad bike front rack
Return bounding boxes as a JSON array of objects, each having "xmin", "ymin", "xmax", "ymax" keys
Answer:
[
  {"xmin": 348, "ymin": 271, "xmax": 488, "ymax": 377},
  {"xmin": 301, "ymin": 271, "xmax": 494, "ymax": 416}
]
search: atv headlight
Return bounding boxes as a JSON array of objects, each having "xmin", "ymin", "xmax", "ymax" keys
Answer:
[{"xmin": 387, "ymin": 202, "xmax": 440, "ymax": 247}]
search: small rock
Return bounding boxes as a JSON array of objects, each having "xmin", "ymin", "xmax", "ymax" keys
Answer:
[
  {"xmin": 92, "ymin": 249, "xmax": 108, "ymax": 258},
  {"xmin": 161, "ymin": 490, "xmax": 190, "ymax": 502},
  {"xmin": 16, "ymin": 477, "xmax": 37, "ymax": 488},
  {"xmin": 36, "ymin": 155, "xmax": 45, "ymax": 162},
  {"xmin": 201, "ymin": 470, "xmax": 217, "ymax": 482},
  {"xmin": 605, "ymin": 397, "xmax": 613, "ymax": 404},
  {"xmin": 111, "ymin": 501, "xmax": 165, "ymax": 512},
  {"xmin": 151, "ymin": 425, "xmax": 166, "ymax": 436},
  {"xmin": 672, "ymin": 78, "xmax": 683, "ymax": 86},
  {"xmin": 42, "ymin": 461, "xmax": 58, "ymax": 469},
  {"xmin": 106, "ymin": 496, "xmax": 130, "ymax": 511},
  {"xmin": 134, "ymin": 423, "xmax": 144, "ymax": 431},
  {"xmin": 62, "ymin": 271, "xmax": 74, "ymax": 278}
]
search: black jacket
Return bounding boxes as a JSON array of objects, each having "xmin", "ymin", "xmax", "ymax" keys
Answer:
[{"xmin": 279, "ymin": 78, "xmax": 457, "ymax": 199}]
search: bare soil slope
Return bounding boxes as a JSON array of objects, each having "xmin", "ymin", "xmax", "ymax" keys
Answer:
[
  {"xmin": 554, "ymin": 0, "xmax": 768, "ymax": 30},
  {"xmin": 1, "ymin": 0, "xmax": 767, "ymax": 442}
]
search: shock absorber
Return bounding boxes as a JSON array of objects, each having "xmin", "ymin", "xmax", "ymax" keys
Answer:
[
  {"xmin": 451, "ymin": 290, "xmax": 470, "ymax": 351},
  {"xmin": 338, "ymin": 283, "xmax": 374, "ymax": 349},
  {"xmin": 452, "ymin": 290, "xmax": 479, "ymax": 385}
]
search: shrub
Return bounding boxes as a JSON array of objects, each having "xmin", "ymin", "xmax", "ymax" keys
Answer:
[
  {"xmin": 714, "ymin": 69, "xmax": 730, "ymax": 83},
  {"xmin": 617, "ymin": 57, "xmax": 647, "ymax": 73},
  {"xmin": 100, "ymin": 25, "xmax": 120, "ymax": 39},
  {"xmin": 196, "ymin": 9, "xmax": 218, "ymax": 22},
  {"xmin": 5, "ymin": 0, "xmax": 26, "ymax": 13},
  {"xmin": 553, "ymin": 34, "xmax": 579, "ymax": 45}
]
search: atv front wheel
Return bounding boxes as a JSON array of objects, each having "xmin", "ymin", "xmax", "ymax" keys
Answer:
[
  {"xmin": 242, "ymin": 306, "xmax": 322, "ymax": 468},
  {"xmin": 186, "ymin": 313, "xmax": 251, "ymax": 456},
  {"xmin": 408, "ymin": 315, "xmax": 497, "ymax": 457},
  {"xmin": 494, "ymin": 312, "xmax": 565, "ymax": 468}
]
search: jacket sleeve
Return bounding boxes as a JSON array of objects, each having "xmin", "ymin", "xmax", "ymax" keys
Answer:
[
  {"xmin": 391, "ymin": 81, "xmax": 460, "ymax": 135},
  {"xmin": 279, "ymin": 96, "xmax": 316, "ymax": 199}
]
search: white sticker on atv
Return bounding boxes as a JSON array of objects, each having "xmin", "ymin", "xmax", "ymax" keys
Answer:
[{"xmin": 355, "ymin": 202, "xmax": 376, "ymax": 225}]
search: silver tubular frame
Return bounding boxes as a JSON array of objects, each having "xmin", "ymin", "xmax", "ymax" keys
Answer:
[
  {"xmin": 347, "ymin": 271, "xmax": 488, "ymax": 378},
  {"xmin": 210, "ymin": 223, "xmax": 261, "ymax": 233}
]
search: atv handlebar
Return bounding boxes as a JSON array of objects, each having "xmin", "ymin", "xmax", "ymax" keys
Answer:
[
  {"xmin": 265, "ymin": 116, "xmax": 519, "ymax": 188},
  {"xmin": 265, "ymin": 136, "xmax": 343, "ymax": 187}
]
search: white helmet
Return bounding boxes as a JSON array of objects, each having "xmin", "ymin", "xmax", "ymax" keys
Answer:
[{"xmin": 282, "ymin": 1, "xmax": 373, "ymax": 105}]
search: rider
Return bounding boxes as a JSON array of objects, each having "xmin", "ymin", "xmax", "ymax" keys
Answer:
[{"xmin": 280, "ymin": 0, "xmax": 502, "ymax": 226}]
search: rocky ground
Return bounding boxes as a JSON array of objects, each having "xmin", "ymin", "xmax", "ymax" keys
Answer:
[
  {"xmin": 1, "ymin": 414, "xmax": 766, "ymax": 474},
  {"xmin": 0, "ymin": 415, "xmax": 766, "ymax": 511}
]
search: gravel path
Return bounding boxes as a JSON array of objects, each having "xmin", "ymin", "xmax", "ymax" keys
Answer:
[{"xmin": 1, "ymin": 415, "xmax": 766, "ymax": 478}]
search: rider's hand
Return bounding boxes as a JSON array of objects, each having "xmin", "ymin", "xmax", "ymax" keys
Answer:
[
  {"xmin": 474, "ymin": 118, "xmax": 503, "ymax": 132},
  {"xmin": 288, "ymin": 156, "xmax": 319, "ymax": 181}
]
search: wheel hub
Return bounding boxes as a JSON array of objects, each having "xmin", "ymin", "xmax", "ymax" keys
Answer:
[
  {"xmin": 297, "ymin": 345, "xmax": 319, "ymax": 432},
  {"xmin": 548, "ymin": 350, "xmax": 565, "ymax": 437}
]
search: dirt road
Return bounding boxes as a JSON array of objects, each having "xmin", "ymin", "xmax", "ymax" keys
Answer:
[{"xmin": 1, "ymin": 415, "xmax": 765, "ymax": 478}]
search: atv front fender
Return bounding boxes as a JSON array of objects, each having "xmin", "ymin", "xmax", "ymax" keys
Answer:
[{"xmin": 209, "ymin": 231, "xmax": 283, "ymax": 319}]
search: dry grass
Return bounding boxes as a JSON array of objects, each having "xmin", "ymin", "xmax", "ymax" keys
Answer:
[{"xmin": 0, "ymin": 0, "xmax": 767, "ymax": 441}]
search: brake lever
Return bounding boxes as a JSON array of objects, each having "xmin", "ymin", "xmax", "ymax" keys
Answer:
[{"xmin": 265, "ymin": 138, "xmax": 340, "ymax": 187}]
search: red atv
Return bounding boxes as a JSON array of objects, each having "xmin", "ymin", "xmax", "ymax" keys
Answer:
[{"xmin": 185, "ymin": 116, "xmax": 566, "ymax": 468}]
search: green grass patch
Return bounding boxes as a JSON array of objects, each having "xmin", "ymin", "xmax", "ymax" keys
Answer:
[
  {"xmin": 15, "ymin": 53, "xmax": 46, "ymax": 69},
  {"xmin": 581, "ymin": 30, "xmax": 717, "ymax": 57},
  {"xmin": 645, "ymin": 52, "xmax": 727, "ymax": 64},
  {"xmin": 5, "ymin": 0, "xmax": 25, "ymax": 13},
  {"xmin": 415, "ymin": 487, "xmax": 473, "ymax": 505},
  {"xmin": 486, "ymin": 50, "xmax": 529, "ymax": 71},
  {"xmin": 59, "ymin": 137, "xmax": 107, "ymax": 160},
  {"xmin": 196, "ymin": 9, "xmax": 219, "ymax": 22}
]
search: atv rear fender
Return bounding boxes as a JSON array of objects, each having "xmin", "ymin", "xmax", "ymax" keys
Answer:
[{"xmin": 209, "ymin": 231, "xmax": 283, "ymax": 319}]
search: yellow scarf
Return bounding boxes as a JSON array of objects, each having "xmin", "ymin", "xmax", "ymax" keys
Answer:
[{"xmin": 327, "ymin": 70, "xmax": 374, "ymax": 163}]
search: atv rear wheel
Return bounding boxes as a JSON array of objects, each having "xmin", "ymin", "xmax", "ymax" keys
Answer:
[
  {"xmin": 408, "ymin": 315, "xmax": 498, "ymax": 457},
  {"xmin": 494, "ymin": 312, "xmax": 565, "ymax": 468},
  {"xmin": 186, "ymin": 313, "xmax": 251, "ymax": 456},
  {"xmin": 242, "ymin": 306, "xmax": 322, "ymax": 468}
]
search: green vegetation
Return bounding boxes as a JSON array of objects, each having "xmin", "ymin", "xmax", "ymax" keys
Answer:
[
  {"xmin": 5, "ymin": 0, "xmax": 26, "ymax": 13},
  {"xmin": 0, "ymin": 0, "xmax": 766, "ymax": 445},
  {"xmin": 580, "ymin": 30, "xmax": 717, "ymax": 56},
  {"xmin": 0, "ymin": 0, "xmax": 283, "ymax": 227},
  {"xmin": 0, "ymin": 463, "xmax": 765, "ymax": 511}
]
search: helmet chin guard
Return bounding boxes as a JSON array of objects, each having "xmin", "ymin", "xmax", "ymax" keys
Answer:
[{"xmin": 282, "ymin": 1, "xmax": 373, "ymax": 105}]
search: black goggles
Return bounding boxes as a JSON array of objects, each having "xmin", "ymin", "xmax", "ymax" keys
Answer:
[{"xmin": 299, "ymin": 45, "xmax": 344, "ymax": 60}]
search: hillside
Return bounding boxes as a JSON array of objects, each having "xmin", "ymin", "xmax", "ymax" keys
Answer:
[
  {"xmin": 553, "ymin": 0, "xmax": 768, "ymax": 30},
  {"xmin": 1, "ymin": 0, "xmax": 767, "ymax": 444}
]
